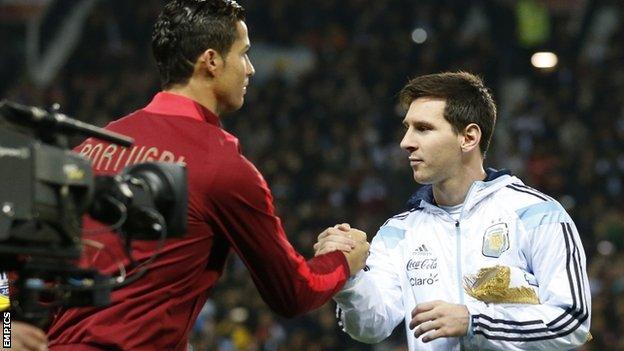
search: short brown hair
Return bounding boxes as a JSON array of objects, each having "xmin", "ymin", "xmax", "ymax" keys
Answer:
[{"xmin": 399, "ymin": 71, "xmax": 497, "ymax": 157}]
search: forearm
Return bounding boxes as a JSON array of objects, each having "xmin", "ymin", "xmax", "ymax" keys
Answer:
[
  {"xmin": 465, "ymin": 301, "xmax": 591, "ymax": 350},
  {"xmin": 236, "ymin": 232, "xmax": 349, "ymax": 317},
  {"xmin": 212, "ymin": 161, "xmax": 350, "ymax": 317}
]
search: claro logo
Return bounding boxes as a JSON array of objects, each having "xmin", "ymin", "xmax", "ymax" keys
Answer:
[{"xmin": 409, "ymin": 273, "xmax": 439, "ymax": 286}]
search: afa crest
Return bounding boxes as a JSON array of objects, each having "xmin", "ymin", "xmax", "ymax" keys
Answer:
[{"xmin": 482, "ymin": 223, "xmax": 509, "ymax": 258}]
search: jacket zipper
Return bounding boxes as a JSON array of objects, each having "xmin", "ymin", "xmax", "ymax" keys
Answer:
[
  {"xmin": 456, "ymin": 220, "xmax": 466, "ymax": 351},
  {"xmin": 455, "ymin": 220, "xmax": 463, "ymax": 303}
]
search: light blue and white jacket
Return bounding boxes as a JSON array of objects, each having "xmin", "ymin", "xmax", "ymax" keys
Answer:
[{"xmin": 334, "ymin": 169, "xmax": 591, "ymax": 351}]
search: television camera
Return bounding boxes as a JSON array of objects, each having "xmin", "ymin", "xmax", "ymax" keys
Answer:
[{"xmin": 0, "ymin": 100, "xmax": 188, "ymax": 326}]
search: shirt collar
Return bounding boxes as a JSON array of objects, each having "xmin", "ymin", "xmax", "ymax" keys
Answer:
[
  {"xmin": 406, "ymin": 168, "xmax": 512, "ymax": 209},
  {"xmin": 143, "ymin": 91, "xmax": 220, "ymax": 126}
]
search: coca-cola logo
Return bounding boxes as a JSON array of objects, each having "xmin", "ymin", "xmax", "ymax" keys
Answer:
[{"xmin": 406, "ymin": 258, "xmax": 437, "ymax": 271}]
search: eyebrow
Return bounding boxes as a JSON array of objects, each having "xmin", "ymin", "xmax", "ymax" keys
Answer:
[
  {"xmin": 416, "ymin": 121, "xmax": 433, "ymax": 126},
  {"xmin": 404, "ymin": 119, "xmax": 435, "ymax": 129}
]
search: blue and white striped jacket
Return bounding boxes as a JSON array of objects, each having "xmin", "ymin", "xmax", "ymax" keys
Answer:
[{"xmin": 334, "ymin": 170, "xmax": 591, "ymax": 351}]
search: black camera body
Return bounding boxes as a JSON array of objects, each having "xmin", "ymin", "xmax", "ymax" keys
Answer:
[
  {"xmin": 0, "ymin": 124, "xmax": 92, "ymax": 260},
  {"xmin": 0, "ymin": 100, "xmax": 188, "ymax": 326}
]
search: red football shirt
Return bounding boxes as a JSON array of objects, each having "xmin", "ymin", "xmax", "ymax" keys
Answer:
[{"xmin": 47, "ymin": 92, "xmax": 349, "ymax": 350}]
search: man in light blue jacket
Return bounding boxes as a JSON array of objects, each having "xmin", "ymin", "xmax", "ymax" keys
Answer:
[{"xmin": 315, "ymin": 72, "xmax": 591, "ymax": 350}]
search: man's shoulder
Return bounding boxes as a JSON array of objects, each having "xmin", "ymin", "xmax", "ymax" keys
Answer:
[
  {"xmin": 106, "ymin": 108, "xmax": 150, "ymax": 127},
  {"xmin": 493, "ymin": 180, "xmax": 558, "ymax": 210},
  {"xmin": 108, "ymin": 108, "xmax": 238, "ymax": 150},
  {"xmin": 106, "ymin": 108, "xmax": 182, "ymax": 128},
  {"xmin": 379, "ymin": 206, "xmax": 426, "ymax": 232},
  {"xmin": 493, "ymin": 181, "xmax": 572, "ymax": 229},
  {"xmin": 373, "ymin": 216, "xmax": 410, "ymax": 250}
]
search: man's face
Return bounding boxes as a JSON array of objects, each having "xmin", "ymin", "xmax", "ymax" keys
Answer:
[
  {"xmin": 215, "ymin": 21, "xmax": 255, "ymax": 113},
  {"xmin": 400, "ymin": 97, "xmax": 462, "ymax": 185}
]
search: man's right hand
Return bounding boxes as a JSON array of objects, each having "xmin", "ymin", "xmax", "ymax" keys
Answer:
[
  {"xmin": 343, "ymin": 234, "xmax": 370, "ymax": 276},
  {"xmin": 314, "ymin": 224, "xmax": 369, "ymax": 276}
]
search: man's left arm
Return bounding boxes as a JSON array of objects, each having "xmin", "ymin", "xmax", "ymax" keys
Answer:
[{"xmin": 463, "ymin": 209, "xmax": 591, "ymax": 350}]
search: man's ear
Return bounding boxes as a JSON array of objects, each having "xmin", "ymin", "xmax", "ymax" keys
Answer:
[
  {"xmin": 461, "ymin": 123, "xmax": 482, "ymax": 153},
  {"xmin": 198, "ymin": 48, "xmax": 223, "ymax": 78}
]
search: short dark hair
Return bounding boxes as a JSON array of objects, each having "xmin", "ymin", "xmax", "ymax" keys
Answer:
[
  {"xmin": 152, "ymin": 0, "xmax": 245, "ymax": 89},
  {"xmin": 399, "ymin": 71, "xmax": 497, "ymax": 157}
]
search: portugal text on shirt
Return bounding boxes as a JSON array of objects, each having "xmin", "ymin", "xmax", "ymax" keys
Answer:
[{"xmin": 78, "ymin": 143, "xmax": 186, "ymax": 172}]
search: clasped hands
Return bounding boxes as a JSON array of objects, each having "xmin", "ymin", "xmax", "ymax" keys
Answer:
[
  {"xmin": 313, "ymin": 223, "xmax": 369, "ymax": 276},
  {"xmin": 313, "ymin": 224, "xmax": 468, "ymax": 342}
]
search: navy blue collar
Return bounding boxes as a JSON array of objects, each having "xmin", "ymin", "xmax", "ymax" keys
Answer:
[{"xmin": 406, "ymin": 168, "xmax": 511, "ymax": 209}]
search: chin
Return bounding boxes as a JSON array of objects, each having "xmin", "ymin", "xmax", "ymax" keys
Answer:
[
  {"xmin": 412, "ymin": 172, "xmax": 425, "ymax": 184},
  {"xmin": 413, "ymin": 177, "xmax": 429, "ymax": 185},
  {"xmin": 233, "ymin": 97, "xmax": 245, "ymax": 109},
  {"xmin": 412, "ymin": 171, "xmax": 434, "ymax": 185},
  {"xmin": 223, "ymin": 99, "xmax": 245, "ymax": 113}
]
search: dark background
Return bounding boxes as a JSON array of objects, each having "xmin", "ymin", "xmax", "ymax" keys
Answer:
[{"xmin": 1, "ymin": 0, "xmax": 622, "ymax": 350}]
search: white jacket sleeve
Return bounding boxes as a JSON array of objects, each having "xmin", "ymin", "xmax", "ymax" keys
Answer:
[
  {"xmin": 333, "ymin": 225, "xmax": 405, "ymax": 343},
  {"xmin": 465, "ymin": 203, "xmax": 591, "ymax": 351}
]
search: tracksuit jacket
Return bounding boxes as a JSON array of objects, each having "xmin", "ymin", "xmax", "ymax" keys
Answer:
[
  {"xmin": 334, "ymin": 169, "xmax": 591, "ymax": 350},
  {"xmin": 48, "ymin": 92, "xmax": 349, "ymax": 350}
]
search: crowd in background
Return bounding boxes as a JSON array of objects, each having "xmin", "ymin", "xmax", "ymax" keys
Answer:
[{"xmin": 1, "ymin": 0, "xmax": 623, "ymax": 350}]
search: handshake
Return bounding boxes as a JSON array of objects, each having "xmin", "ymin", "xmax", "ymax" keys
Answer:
[{"xmin": 313, "ymin": 223, "xmax": 370, "ymax": 276}]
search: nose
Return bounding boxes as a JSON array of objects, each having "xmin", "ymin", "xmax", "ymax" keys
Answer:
[
  {"xmin": 246, "ymin": 57, "xmax": 255, "ymax": 77},
  {"xmin": 400, "ymin": 130, "xmax": 417, "ymax": 153}
]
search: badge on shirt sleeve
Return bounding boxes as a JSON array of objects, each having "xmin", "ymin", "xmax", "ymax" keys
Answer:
[
  {"xmin": 482, "ymin": 223, "xmax": 509, "ymax": 258},
  {"xmin": 0, "ymin": 272, "xmax": 9, "ymax": 311}
]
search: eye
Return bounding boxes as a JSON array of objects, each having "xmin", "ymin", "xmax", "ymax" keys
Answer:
[{"xmin": 417, "ymin": 125, "xmax": 431, "ymax": 132}]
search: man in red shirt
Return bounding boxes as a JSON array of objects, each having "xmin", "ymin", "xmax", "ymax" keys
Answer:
[{"xmin": 46, "ymin": 1, "xmax": 369, "ymax": 350}]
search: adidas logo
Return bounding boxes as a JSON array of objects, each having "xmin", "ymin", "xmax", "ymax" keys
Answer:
[{"xmin": 412, "ymin": 244, "xmax": 432, "ymax": 256}]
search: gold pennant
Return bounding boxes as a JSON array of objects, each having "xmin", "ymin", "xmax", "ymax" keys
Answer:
[{"xmin": 464, "ymin": 265, "xmax": 539, "ymax": 304}]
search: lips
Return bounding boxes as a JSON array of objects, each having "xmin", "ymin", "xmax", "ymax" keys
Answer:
[{"xmin": 409, "ymin": 158, "xmax": 423, "ymax": 166}]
